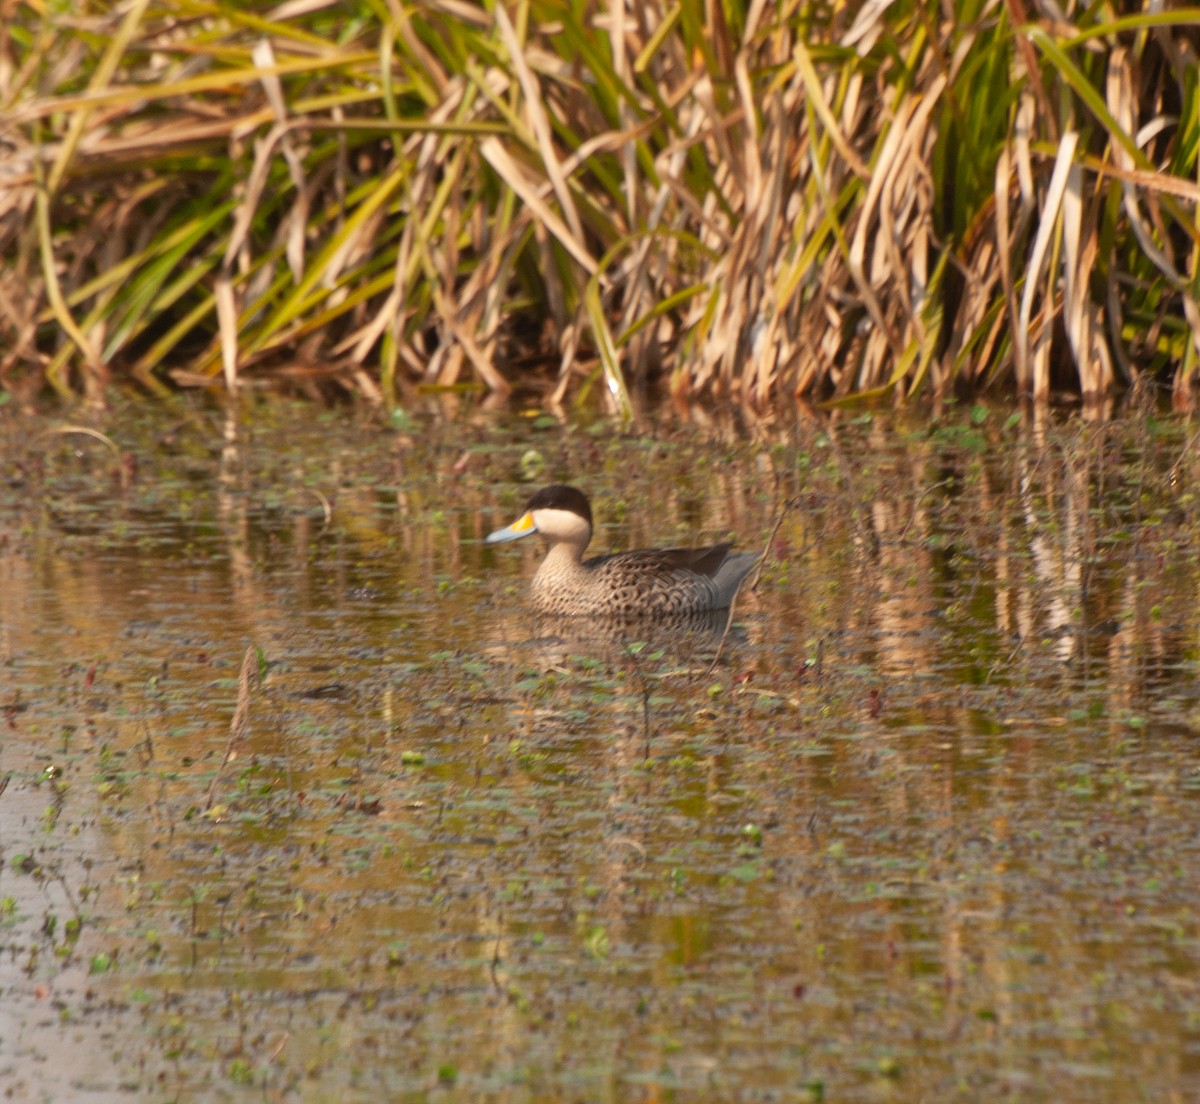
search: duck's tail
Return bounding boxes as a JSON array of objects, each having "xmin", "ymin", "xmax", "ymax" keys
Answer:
[{"xmin": 713, "ymin": 552, "xmax": 760, "ymax": 608}]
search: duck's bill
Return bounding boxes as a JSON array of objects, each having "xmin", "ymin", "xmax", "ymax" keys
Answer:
[{"xmin": 486, "ymin": 511, "xmax": 537, "ymax": 544}]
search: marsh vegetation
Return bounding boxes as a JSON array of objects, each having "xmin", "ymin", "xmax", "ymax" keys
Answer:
[{"xmin": 3, "ymin": 2, "xmax": 1200, "ymax": 412}]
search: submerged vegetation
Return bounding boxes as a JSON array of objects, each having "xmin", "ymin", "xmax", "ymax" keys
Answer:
[{"xmin": 2, "ymin": 2, "xmax": 1199, "ymax": 411}]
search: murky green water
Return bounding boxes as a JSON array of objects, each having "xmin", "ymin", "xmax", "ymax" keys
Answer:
[{"xmin": 2, "ymin": 397, "xmax": 1199, "ymax": 1102}]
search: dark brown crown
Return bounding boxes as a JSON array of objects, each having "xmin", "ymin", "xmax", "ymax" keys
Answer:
[{"xmin": 524, "ymin": 484, "xmax": 593, "ymax": 528}]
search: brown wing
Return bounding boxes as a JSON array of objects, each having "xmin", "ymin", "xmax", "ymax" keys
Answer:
[
  {"xmin": 583, "ymin": 543, "xmax": 733, "ymax": 579},
  {"xmin": 672, "ymin": 542, "xmax": 734, "ymax": 577}
]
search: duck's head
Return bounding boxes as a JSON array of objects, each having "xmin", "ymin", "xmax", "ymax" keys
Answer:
[{"xmin": 486, "ymin": 484, "xmax": 593, "ymax": 549}]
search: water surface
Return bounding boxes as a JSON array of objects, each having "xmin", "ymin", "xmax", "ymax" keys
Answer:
[{"xmin": 2, "ymin": 399, "xmax": 1199, "ymax": 1102}]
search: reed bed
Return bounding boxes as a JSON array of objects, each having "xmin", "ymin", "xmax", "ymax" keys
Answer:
[{"xmin": 1, "ymin": 1, "xmax": 1198, "ymax": 412}]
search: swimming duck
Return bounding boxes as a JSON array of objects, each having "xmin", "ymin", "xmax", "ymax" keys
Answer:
[{"xmin": 486, "ymin": 484, "xmax": 758, "ymax": 618}]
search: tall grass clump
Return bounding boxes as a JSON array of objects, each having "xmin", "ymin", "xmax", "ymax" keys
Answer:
[{"xmin": 1, "ymin": 1, "xmax": 1199, "ymax": 411}]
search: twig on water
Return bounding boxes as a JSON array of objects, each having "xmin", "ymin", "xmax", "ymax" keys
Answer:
[
  {"xmin": 709, "ymin": 493, "xmax": 795, "ymax": 673},
  {"xmin": 205, "ymin": 645, "xmax": 258, "ymax": 812}
]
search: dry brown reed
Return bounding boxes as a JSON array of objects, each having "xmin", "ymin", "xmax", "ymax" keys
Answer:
[{"xmin": 1, "ymin": 1, "xmax": 1198, "ymax": 412}]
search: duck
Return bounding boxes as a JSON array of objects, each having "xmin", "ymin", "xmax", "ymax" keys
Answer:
[{"xmin": 486, "ymin": 484, "xmax": 758, "ymax": 618}]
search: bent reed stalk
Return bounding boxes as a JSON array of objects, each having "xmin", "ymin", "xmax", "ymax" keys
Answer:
[{"xmin": 1, "ymin": 1, "xmax": 1198, "ymax": 411}]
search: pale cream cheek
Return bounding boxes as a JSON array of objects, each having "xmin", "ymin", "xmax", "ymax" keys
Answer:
[{"xmin": 531, "ymin": 507, "xmax": 591, "ymax": 544}]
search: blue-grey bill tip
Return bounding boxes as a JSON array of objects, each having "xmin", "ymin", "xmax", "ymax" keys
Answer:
[{"xmin": 486, "ymin": 512, "xmax": 536, "ymax": 544}]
